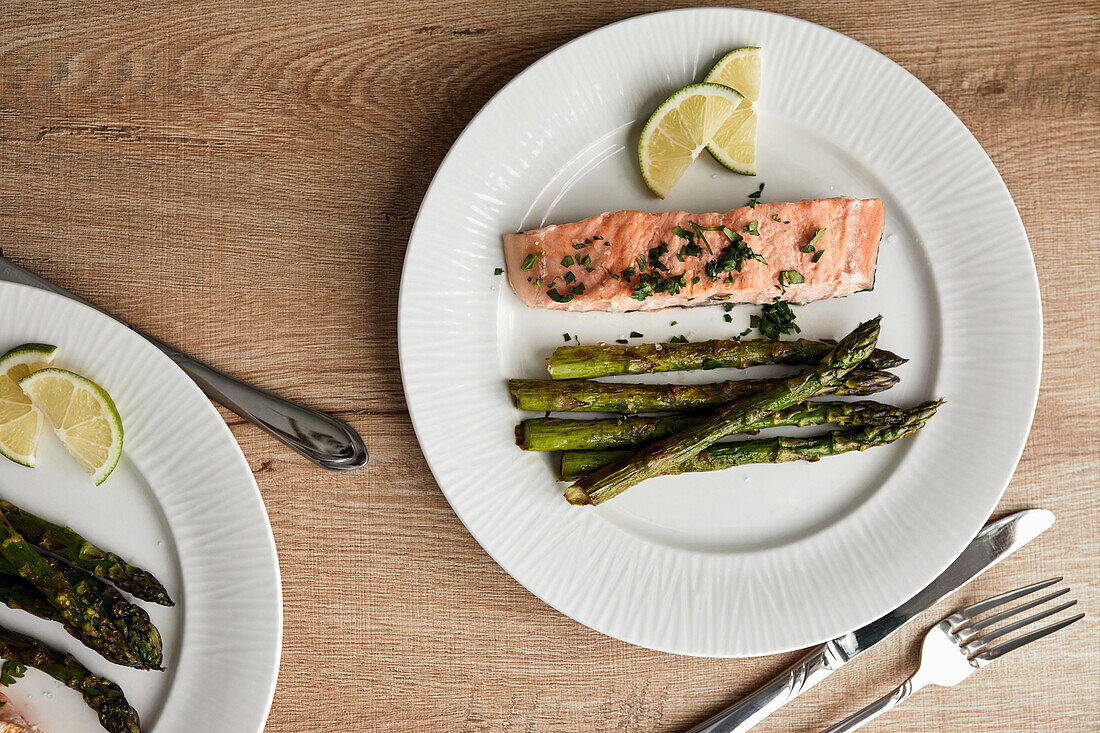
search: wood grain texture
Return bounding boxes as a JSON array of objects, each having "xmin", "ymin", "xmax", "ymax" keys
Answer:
[{"xmin": 2, "ymin": 1, "xmax": 1098, "ymax": 731}]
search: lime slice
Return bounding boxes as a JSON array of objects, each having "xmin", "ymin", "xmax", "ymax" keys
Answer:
[
  {"xmin": 704, "ymin": 46, "xmax": 762, "ymax": 103},
  {"xmin": 704, "ymin": 47, "xmax": 762, "ymax": 175},
  {"xmin": 638, "ymin": 82, "xmax": 744, "ymax": 198},
  {"xmin": 20, "ymin": 368, "xmax": 123, "ymax": 485},
  {"xmin": 0, "ymin": 343, "xmax": 58, "ymax": 467}
]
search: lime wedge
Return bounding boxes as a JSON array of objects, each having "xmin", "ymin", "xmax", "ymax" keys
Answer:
[
  {"xmin": 0, "ymin": 343, "xmax": 58, "ymax": 467},
  {"xmin": 638, "ymin": 82, "xmax": 744, "ymax": 198},
  {"xmin": 20, "ymin": 368, "xmax": 123, "ymax": 485},
  {"xmin": 704, "ymin": 47, "xmax": 762, "ymax": 175}
]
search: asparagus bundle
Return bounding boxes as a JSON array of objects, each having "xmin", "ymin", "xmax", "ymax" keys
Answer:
[
  {"xmin": 559, "ymin": 401, "xmax": 942, "ymax": 479},
  {"xmin": 508, "ymin": 365, "xmax": 897, "ymax": 414},
  {"xmin": 565, "ymin": 317, "xmax": 882, "ymax": 505},
  {"xmin": 517, "ymin": 400, "xmax": 913, "ymax": 451},
  {"xmin": 0, "ymin": 624, "xmax": 140, "ymax": 733},
  {"xmin": 548, "ymin": 338, "xmax": 906, "ymax": 379},
  {"xmin": 0, "ymin": 500, "xmax": 173, "ymax": 606},
  {"xmin": 0, "ymin": 513, "xmax": 143, "ymax": 669},
  {"xmin": 0, "ymin": 561, "xmax": 163, "ymax": 669}
]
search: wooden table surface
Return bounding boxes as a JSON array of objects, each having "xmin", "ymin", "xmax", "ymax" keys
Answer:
[{"xmin": 2, "ymin": 1, "xmax": 1098, "ymax": 731}]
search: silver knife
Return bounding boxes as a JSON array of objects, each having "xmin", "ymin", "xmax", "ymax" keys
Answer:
[
  {"xmin": 688, "ymin": 509, "xmax": 1054, "ymax": 733},
  {"xmin": 0, "ymin": 255, "xmax": 368, "ymax": 470}
]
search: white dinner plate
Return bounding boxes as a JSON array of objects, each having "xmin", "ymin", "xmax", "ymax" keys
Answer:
[
  {"xmin": 0, "ymin": 283, "xmax": 281, "ymax": 729},
  {"xmin": 398, "ymin": 8, "xmax": 1040, "ymax": 656}
]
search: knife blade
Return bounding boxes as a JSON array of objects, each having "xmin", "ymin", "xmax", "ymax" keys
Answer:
[
  {"xmin": 687, "ymin": 509, "xmax": 1054, "ymax": 733},
  {"xmin": 0, "ymin": 255, "xmax": 368, "ymax": 469}
]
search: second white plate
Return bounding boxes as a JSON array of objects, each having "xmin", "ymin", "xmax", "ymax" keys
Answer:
[{"xmin": 399, "ymin": 8, "xmax": 1041, "ymax": 656}]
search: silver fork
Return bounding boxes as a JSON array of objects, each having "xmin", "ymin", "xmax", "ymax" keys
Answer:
[{"xmin": 821, "ymin": 578, "xmax": 1084, "ymax": 732}]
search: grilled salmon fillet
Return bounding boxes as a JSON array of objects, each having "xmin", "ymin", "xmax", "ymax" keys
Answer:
[{"xmin": 504, "ymin": 198, "xmax": 883, "ymax": 311}]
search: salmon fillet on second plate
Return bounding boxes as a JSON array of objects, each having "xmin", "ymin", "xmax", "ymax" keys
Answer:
[{"xmin": 503, "ymin": 198, "xmax": 883, "ymax": 311}]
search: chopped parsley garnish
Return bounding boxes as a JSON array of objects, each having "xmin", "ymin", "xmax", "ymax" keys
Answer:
[
  {"xmin": 672, "ymin": 225, "xmax": 692, "ymax": 240},
  {"xmin": 723, "ymin": 303, "xmax": 734, "ymax": 312},
  {"xmin": 520, "ymin": 253, "xmax": 540, "ymax": 270},
  {"xmin": 778, "ymin": 270, "xmax": 805, "ymax": 290},
  {"xmin": 561, "ymin": 255, "xmax": 574, "ymax": 266},
  {"xmin": 636, "ymin": 255, "xmax": 647, "ymax": 272},
  {"xmin": 723, "ymin": 313, "xmax": 732, "ymax": 323},
  {"xmin": 629, "ymin": 331, "xmax": 643, "ymax": 338},
  {"xmin": 669, "ymin": 335, "xmax": 688, "ymax": 344},
  {"xmin": 750, "ymin": 299, "xmax": 801, "ymax": 340},
  {"xmin": 563, "ymin": 333, "xmax": 571, "ymax": 342},
  {"xmin": 580, "ymin": 254, "xmax": 591, "ymax": 266},
  {"xmin": 807, "ymin": 228, "xmax": 826, "ymax": 248},
  {"xmin": 572, "ymin": 242, "xmax": 587, "ymax": 250},
  {"xmin": 620, "ymin": 267, "xmax": 636, "ymax": 279},
  {"xmin": 0, "ymin": 661, "xmax": 26, "ymax": 686},
  {"xmin": 546, "ymin": 288, "xmax": 572, "ymax": 303},
  {"xmin": 656, "ymin": 273, "xmax": 686, "ymax": 295},
  {"xmin": 630, "ymin": 276, "xmax": 656, "ymax": 301},
  {"xmin": 743, "ymin": 221, "xmax": 760, "ymax": 236},
  {"xmin": 705, "ymin": 233, "xmax": 767, "ymax": 278},
  {"xmin": 681, "ymin": 242, "xmax": 703, "ymax": 257},
  {"xmin": 563, "ymin": 272, "xmax": 576, "ymax": 284},
  {"xmin": 648, "ymin": 242, "xmax": 669, "ymax": 271},
  {"xmin": 670, "ymin": 320, "xmax": 677, "ymax": 326},
  {"xmin": 592, "ymin": 235, "xmax": 603, "ymax": 241},
  {"xmin": 569, "ymin": 283, "xmax": 585, "ymax": 295},
  {"xmin": 799, "ymin": 243, "xmax": 815, "ymax": 253},
  {"xmin": 603, "ymin": 267, "xmax": 620, "ymax": 280},
  {"xmin": 737, "ymin": 327, "xmax": 752, "ymax": 338},
  {"xmin": 493, "ymin": 268, "xmax": 503, "ymax": 275},
  {"xmin": 702, "ymin": 357, "xmax": 724, "ymax": 369},
  {"xmin": 616, "ymin": 339, "xmax": 628, "ymax": 344},
  {"xmin": 691, "ymin": 276, "xmax": 700, "ymax": 284},
  {"xmin": 746, "ymin": 182, "xmax": 764, "ymax": 208},
  {"xmin": 811, "ymin": 249, "xmax": 825, "ymax": 263}
]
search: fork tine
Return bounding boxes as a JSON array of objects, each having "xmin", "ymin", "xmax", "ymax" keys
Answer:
[
  {"xmin": 964, "ymin": 599, "xmax": 1079, "ymax": 654},
  {"xmin": 972, "ymin": 612, "xmax": 1084, "ymax": 662},
  {"xmin": 950, "ymin": 577, "xmax": 1062, "ymax": 629},
  {"xmin": 954, "ymin": 588, "xmax": 1072, "ymax": 640}
]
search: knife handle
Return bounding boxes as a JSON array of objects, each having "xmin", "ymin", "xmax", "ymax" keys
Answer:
[
  {"xmin": 686, "ymin": 642, "xmax": 846, "ymax": 733},
  {"xmin": 158, "ymin": 345, "xmax": 368, "ymax": 470}
]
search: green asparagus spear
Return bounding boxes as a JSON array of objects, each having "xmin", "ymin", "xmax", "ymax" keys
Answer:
[
  {"xmin": 559, "ymin": 401, "xmax": 942, "ymax": 479},
  {"xmin": 547, "ymin": 338, "xmax": 905, "ymax": 379},
  {"xmin": 508, "ymin": 365, "xmax": 896, "ymax": 414},
  {"xmin": 0, "ymin": 513, "xmax": 143, "ymax": 668},
  {"xmin": 517, "ymin": 400, "xmax": 913, "ymax": 451},
  {"xmin": 0, "ymin": 567, "xmax": 162, "ymax": 670},
  {"xmin": 0, "ymin": 500, "xmax": 173, "ymax": 606},
  {"xmin": 0, "ymin": 623, "xmax": 141, "ymax": 733},
  {"xmin": 565, "ymin": 317, "xmax": 882, "ymax": 505}
]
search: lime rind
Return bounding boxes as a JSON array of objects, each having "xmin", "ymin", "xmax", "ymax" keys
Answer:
[
  {"xmin": 20, "ymin": 367, "xmax": 123, "ymax": 485},
  {"xmin": 638, "ymin": 82, "xmax": 745, "ymax": 198}
]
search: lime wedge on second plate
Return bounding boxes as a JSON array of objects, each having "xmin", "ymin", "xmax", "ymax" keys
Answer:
[
  {"xmin": 20, "ymin": 368, "xmax": 123, "ymax": 485},
  {"xmin": 0, "ymin": 343, "xmax": 58, "ymax": 467},
  {"xmin": 638, "ymin": 82, "xmax": 744, "ymax": 198},
  {"xmin": 704, "ymin": 46, "xmax": 762, "ymax": 175}
]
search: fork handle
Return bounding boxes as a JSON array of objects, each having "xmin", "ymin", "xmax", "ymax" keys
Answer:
[{"xmin": 820, "ymin": 677, "xmax": 922, "ymax": 733}]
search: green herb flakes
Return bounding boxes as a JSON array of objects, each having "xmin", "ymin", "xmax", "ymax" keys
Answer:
[
  {"xmin": 629, "ymin": 331, "xmax": 643, "ymax": 338},
  {"xmin": 520, "ymin": 253, "xmax": 540, "ymax": 270},
  {"xmin": 561, "ymin": 255, "xmax": 574, "ymax": 266},
  {"xmin": 750, "ymin": 299, "xmax": 801, "ymax": 340},
  {"xmin": 743, "ymin": 221, "xmax": 761, "ymax": 236},
  {"xmin": 493, "ymin": 268, "xmax": 503, "ymax": 275}
]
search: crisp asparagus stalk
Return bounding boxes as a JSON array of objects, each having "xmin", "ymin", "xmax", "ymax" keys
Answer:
[
  {"xmin": 0, "ymin": 500, "xmax": 173, "ymax": 606},
  {"xmin": 0, "ymin": 623, "xmax": 141, "ymax": 733},
  {"xmin": 559, "ymin": 401, "xmax": 942, "ymax": 479},
  {"xmin": 565, "ymin": 317, "xmax": 882, "ymax": 505},
  {"xmin": 517, "ymin": 400, "xmax": 913, "ymax": 451},
  {"xmin": 0, "ymin": 568, "xmax": 162, "ymax": 670},
  {"xmin": 0, "ymin": 513, "xmax": 143, "ymax": 668},
  {"xmin": 548, "ymin": 338, "xmax": 906, "ymax": 379},
  {"xmin": 509, "ymin": 365, "xmax": 897, "ymax": 414}
]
